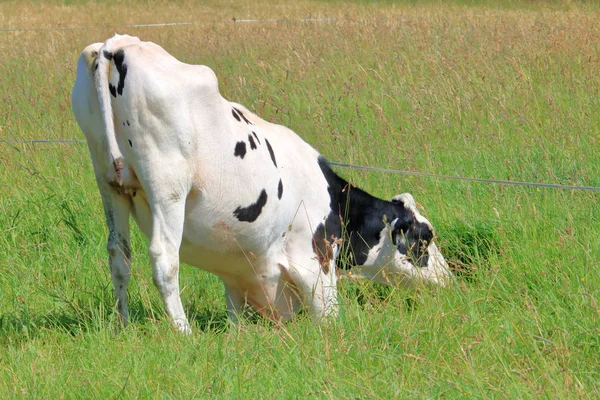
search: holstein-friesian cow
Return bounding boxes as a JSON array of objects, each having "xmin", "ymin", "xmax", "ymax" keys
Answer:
[{"xmin": 72, "ymin": 34, "xmax": 453, "ymax": 333}]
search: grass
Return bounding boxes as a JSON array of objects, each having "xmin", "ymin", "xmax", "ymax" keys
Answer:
[{"xmin": 1, "ymin": 0, "xmax": 599, "ymax": 397}]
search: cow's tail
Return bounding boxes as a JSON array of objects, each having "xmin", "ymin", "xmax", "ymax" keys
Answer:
[{"xmin": 94, "ymin": 45, "xmax": 124, "ymax": 187}]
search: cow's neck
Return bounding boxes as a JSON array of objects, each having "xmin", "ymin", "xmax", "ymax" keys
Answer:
[{"xmin": 317, "ymin": 157, "xmax": 399, "ymax": 268}]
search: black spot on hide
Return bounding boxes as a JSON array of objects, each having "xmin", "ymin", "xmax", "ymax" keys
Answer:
[
  {"xmin": 232, "ymin": 108, "xmax": 241, "ymax": 121},
  {"xmin": 395, "ymin": 220, "xmax": 432, "ymax": 268},
  {"xmin": 109, "ymin": 84, "xmax": 117, "ymax": 98},
  {"xmin": 103, "ymin": 50, "xmax": 113, "ymax": 61},
  {"xmin": 252, "ymin": 131, "xmax": 261, "ymax": 144},
  {"xmin": 233, "ymin": 189, "xmax": 268, "ymax": 223},
  {"xmin": 248, "ymin": 135, "xmax": 257, "ymax": 150},
  {"xmin": 265, "ymin": 139, "xmax": 277, "ymax": 168},
  {"xmin": 234, "ymin": 141, "xmax": 247, "ymax": 158},
  {"xmin": 113, "ymin": 49, "xmax": 127, "ymax": 96},
  {"xmin": 233, "ymin": 107, "xmax": 252, "ymax": 124},
  {"xmin": 128, "ymin": 139, "xmax": 133, "ymax": 147},
  {"xmin": 277, "ymin": 179, "xmax": 283, "ymax": 199}
]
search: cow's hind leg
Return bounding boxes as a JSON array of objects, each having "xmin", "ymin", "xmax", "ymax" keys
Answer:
[
  {"xmin": 99, "ymin": 187, "xmax": 132, "ymax": 327},
  {"xmin": 147, "ymin": 193, "xmax": 191, "ymax": 334}
]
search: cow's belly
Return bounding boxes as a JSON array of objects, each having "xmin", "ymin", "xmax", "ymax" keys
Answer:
[
  {"xmin": 130, "ymin": 187, "xmax": 292, "ymax": 280},
  {"xmin": 179, "ymin": 240, "xmax": 302, "ymax": 319},
  {"xmin": 178, "ymin": 239, "xmax": 264, "ymax": 282}
]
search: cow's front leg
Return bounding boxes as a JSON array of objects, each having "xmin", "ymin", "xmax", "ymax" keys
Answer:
[
  {"xmin": 148, "ymin": 197, "xmax": 191, "ymax": 334},
  {"xmin": 288, "ymin": 257, "xmax": 339, "ymax": 323},
  {"xmin": 224, "ymin": 284, "xmax": 250, "ymax": 324},
  {"xmin": 100, "ymin": 187, "xmax": 132, "ymax": 328}
]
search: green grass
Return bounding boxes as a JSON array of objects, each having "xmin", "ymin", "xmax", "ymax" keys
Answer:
[{"xmin": 1, "ymin": 0, "xmax": 599, "ymax": 397}]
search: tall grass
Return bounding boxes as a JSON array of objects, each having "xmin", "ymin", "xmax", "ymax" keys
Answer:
[{"xmin": 0, "ymin": 0, "xmax": 598, "ymax": 397}]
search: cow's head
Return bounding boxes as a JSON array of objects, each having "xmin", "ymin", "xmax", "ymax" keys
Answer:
[
  {"xmin": 390, "ymin": 193, "xmax": 434, "ymax": 267},
  {"xmin": 353, "ymin": 193, "xmax": 454, "ymax": 287}
]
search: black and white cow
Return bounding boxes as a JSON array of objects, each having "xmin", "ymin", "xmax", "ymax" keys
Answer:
[{"xmin": 72, "ymin": 34, "xmax": 453, "ymax": 333}]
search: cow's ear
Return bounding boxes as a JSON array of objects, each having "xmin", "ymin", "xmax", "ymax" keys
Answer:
[
  {"xmin": 391, "ymin": 193, "xmax": 416, "ymax": 209},
  {"xmin": 391, "ymin": 211, "xmax": 414, "ymax": 236},
  {"xmin": 391, "ymin": 195, "xmax": 403, "ymax": 205}
]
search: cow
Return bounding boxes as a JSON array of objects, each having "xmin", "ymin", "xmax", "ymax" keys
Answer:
[{"xmin": 71, "ymin": 34, "xmax": 453, "ymax": 333}]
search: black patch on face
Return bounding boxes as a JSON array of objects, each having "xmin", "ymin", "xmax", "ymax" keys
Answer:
[
  {"xmin": 234, "ymin": 141, "xmax": 247, "ymax": 158},
  {"xmin": 252, "ymin": 131, "xmax": 261, "ymax": 144},
  {"xmin": 395, "ymin": 220, "xmax": 432, "ymax": 267},
  {"xmin": 233, "ymin": 189, "xmax": 268, "ymax": 223},
  {"xmin": 265, "ymin": 139, "xmax": 277, "ymax": 168},
  {"xmin": 277, "ymin": 179, "xmax": 283, "ymax": 199},
  {"xmin": 316, "ymin": 157, "xmax": 429, "ymax": 269},
  {"xmin": 232, "ymin": 106, "xmax": 252, "ymax": 124},
  {"xmin": 109, "ymin": 84, "xmax": 117, "ymax": 98},
  {"xmin": 103, "ymin": 50, "xmax": 113, "ymax": 61},
  {"xmin": 248, "ymin": 134, "xmax": 257, "ymax": 150},
  {"xmin": 232, "ymin": 108, "xmax": 241, "ymax": 122},
  {"xmin": 113, "ymin": 49, "xmax": 127, "ymax": 96}
]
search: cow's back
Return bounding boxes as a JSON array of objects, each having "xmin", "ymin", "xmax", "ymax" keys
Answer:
[{"xmin": 81, "ymin": 36, "xmax": 330, "ymax": 263}]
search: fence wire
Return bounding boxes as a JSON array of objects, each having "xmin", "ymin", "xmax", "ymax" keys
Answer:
[
  {"xmin": 2, "ymin": 139, "xmax": 598, "ymax": 192},
  {"xmin": 0, "ymin": 17, "xmax": 340, "ymax": 33},
  {"xmin": 326, "ymin": 161, "xmax": 600, "ymax": 192}
]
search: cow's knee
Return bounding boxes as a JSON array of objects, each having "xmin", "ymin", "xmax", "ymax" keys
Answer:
[
  {"xmin": 309, "ymin": 280, "xmax": 338, "ymax": 323},
  {"xmin": 108, "ymin": 234, "xmax": 131, "ymax": 268},
  {"xmin": 288, "ymin": 263, "xmax": 338, "ymax": 323},
  {"xmin": 149, "ymin": 241, "xmax": 178, "ymax": 288},
  {"xmin": 148, "ymin": 235, "xmax": 190, "ymax": 333}
]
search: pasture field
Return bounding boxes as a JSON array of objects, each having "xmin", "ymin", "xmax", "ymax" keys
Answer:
[{"xmin": 1, "ymin": 0, "xmax": 599, "ymax": 397}]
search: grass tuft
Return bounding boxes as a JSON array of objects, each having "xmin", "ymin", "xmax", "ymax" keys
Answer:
[{"xmin": 440, "ymin": 219, "xmax": 500, "ymax": 278}]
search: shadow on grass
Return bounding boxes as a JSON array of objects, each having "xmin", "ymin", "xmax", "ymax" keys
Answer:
[
  {"xmin": 338, "ymin": 280, "xmax": 419, "ymax": 313},
  {"xmin": 0, "ymin": 298, "xmax": 231, "ymax": 345},
  {"xmin": 437, "ymin": 218, "xmax": 501, "ymax": 281}
]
